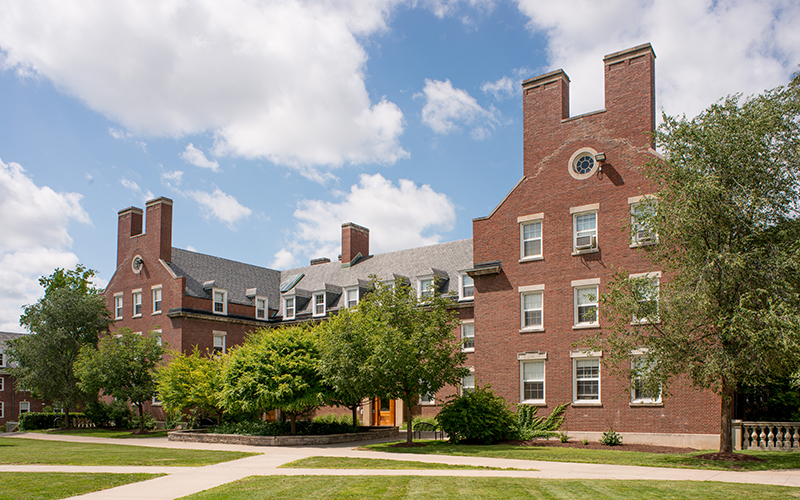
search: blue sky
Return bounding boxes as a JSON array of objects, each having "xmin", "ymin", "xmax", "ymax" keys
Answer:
[{"xmin": 1, "ymin": 0, "xmax": 798, "ymax": 332}]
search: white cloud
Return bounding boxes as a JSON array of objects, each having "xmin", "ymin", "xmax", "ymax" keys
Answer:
[
  {"xmin": 270, "ymin": 249, "xmax": 297, "ymax": 270},
  {"xmin": 186, "ymin": 187, "xmax": 252, "ymax": 228},
  {"xmin": 161, "ymin": 170, "xmax": 184, "ymax": 187},
  {"xmin": 108, "ymin": 127, "xmax": 146, "ymax": 151},
  {"xmin": 0, "ymin": 159, "xmax": 89, "ymax": 332},
  {"xmin": 418, "ymin": 79, "xmax": 500, "ymax": 139},
  {"xmin": 180, "ymin": 143, "xmax": 219, "ymax": 172},
  {"xmin": 120, "ymin": 177, "xmax": 154, "ymax": 202},
  {"xmin": 0, "ymin": 1, "xmax": 408, "ymax": 168},
  {"xmin": 514, "ymin": 0, "xmax": 800, "ymax": 119},
  {"xmin": 287, "ymin": 173, "xmax": 456, "ymax": 262}
]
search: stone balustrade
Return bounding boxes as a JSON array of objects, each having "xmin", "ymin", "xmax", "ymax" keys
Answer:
[{"xmin": 732, "ymin": 420, "xmax": 800, "ymax": 451}]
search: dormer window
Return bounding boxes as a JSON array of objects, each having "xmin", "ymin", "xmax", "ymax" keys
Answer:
[
  {"xmin": 256, "ymin": 297, "xmax": 268, "ymax": 319},
  {"xmin": 313, "ymin": 293, "xmax": 326, "ymax": 317},
  {"xmin": 213, "ymin": 289, "xmax": 227, "ymax": 315},
  {"xmin": 284, "ymin": 296, "xmax": 295, "ymax": 320},
  {"xmin": 345, "ymin": 288, "xmax": 359, "ymax": 308},
  {"xmin": 418, "ymin": 276, "xmax": 434, "ymax": 298},
  {"xmin": 459, "ymin": 274, "xmax": 474, "ymax": 301}
]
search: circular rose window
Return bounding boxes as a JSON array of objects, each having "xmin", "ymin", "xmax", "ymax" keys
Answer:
[{"xmin": 568, "ymin": 148, "xmax": 599, "ymax": 180}]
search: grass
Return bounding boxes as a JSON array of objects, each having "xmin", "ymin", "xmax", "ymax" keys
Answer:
[
  {"xmin": 364, "ymin": 441, "xmax": 800, "ymax": 471},
  {"xmin": 179, "ymin": 476, "xmax": 800, "ymax": 500},
  {"xmin": 0, "ymin": 437, "xmax": 257, "ymax": 467},
  {"xmin": 0, "ymin": 472, "xmax": 162, "ymax": 500},
  {"xmin": 34, "ymin": 428, "xmax": 170, "ymax": 439},
  {"xmin": 279, "ymin": 456, "xmax": 533, "ymax": 471}
]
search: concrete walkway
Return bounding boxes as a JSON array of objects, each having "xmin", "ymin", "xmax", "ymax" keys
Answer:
[{"xmin": 3, "ymin": 432, "xmax": 800, "ymax": 499}]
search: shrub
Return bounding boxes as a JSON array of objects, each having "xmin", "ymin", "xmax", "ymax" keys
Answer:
[
  {"xmin": 515, "ymin": 402, "xmax": 569, "ymax": 440},
  {"xmin": 83, "ymin": 401, "xmax": 111, "ymax": 427},
  {"xmin": 559, "ymin": 432, "xmax": 570, "ymax": 443},
  {"xmin": 400, "ymin": 416, "xmax": 436, "ymax": 431},
  {"xmin": 582, "ymin": 438, "xmax": 589, "ymax": 445},
  {"xmin": 132, "ymin": 413, "xmax": 157, "ymax": 431},
  {"xmin": 436, "ymin": 386, "xmax": 516, "ymax": 444},
  {"xmin": 20, "ymin": 412, "xmax": 86, "ymax": 430},
  {"xmin": 108, "ymin": 400, "xmax": 134, "ymax": 429},
  {"xmin": 600, "ymin": 430, "xmax": 623, "ymax": 446},
  {"xmin": 211, "ymin": 418, "xmax": 358, "ymax": 436}
]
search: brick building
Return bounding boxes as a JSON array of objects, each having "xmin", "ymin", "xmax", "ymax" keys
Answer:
[
  {"xmin": 0, "ymin": 332, "xmax": 46, "ymax": 428},
  {"xmin": 102, "ymin": 43, "xmax": 719, "ymax": 446},
  {"xmin": 470, "ymin": 43, "xmax": 718, "ymax": 447}
]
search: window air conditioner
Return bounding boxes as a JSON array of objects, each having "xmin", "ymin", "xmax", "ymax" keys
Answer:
[
  {"xmin": 575, "ymin": 235, "xmax": 596, "ymax": 250},
  {"xmin": 635, "ymin": 230, "xmax": 654, "ymax": 245}
]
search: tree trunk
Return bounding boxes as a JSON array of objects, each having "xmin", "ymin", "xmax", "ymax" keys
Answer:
[
  {"xmin": 64, "ymin": 408, "xmax": 71, "ymax": 428},
  {"xmin": 351, "ymin": 405, "xmax": 358, "ymax": 428},
  {"xmin": 290, "ymin": 414, "xmax": 297, "ymax": 434},
  {"xmin": 405, "ymin": 400, "xmax": 413, "ymax": 444},
  {"xmin": 719, "ymin": 378, "xmax": 735, "ymax": 453},
  {"xmin": 137, "ymin": 402, "xmax": 145, "ymax": 432}
]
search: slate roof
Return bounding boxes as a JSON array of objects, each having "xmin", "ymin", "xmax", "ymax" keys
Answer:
[
  {"xmin": 168, "ymin": 248, "xmax": 282, "ymax": 307},
  {"xmin": 280, "ymin": 238, "xmax": 473, "ymax": 317},
  {"xmin": 0, "ymin": 332, "xmax": 24, "ymax": 348}
]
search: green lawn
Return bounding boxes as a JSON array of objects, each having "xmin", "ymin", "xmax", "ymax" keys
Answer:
[
  {"xmin": 0, "ymin": 437, "xmax": 256, "ymax": 467},
  {"xmin": 280, "ymin": 456, "xmax": 533, "ymax": 471},
  {"xmin": 364, "ymin": 441, "xmax": 800, "ymax": 471},
  {"xmin": 0, "ymin": 472, "xmax": 162, "ymax": 500},
  {"xmin": 34, "ymin": 428, "xmax": 170, "ymax": 439},
  {"xmin": 179, "ymin": 476, "xmax": 800, "ymax": 500}
]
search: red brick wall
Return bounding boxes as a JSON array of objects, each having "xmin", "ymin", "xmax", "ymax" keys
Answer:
[
  {"xmin": 472, "ymin": 45, "xmax": 719, "ymax": 435},
  {"xmin": 341, "ymin": 223, "xmax": 369, "ymax": 263},
  {"xmin": 0, "ymin": 375, "xmax": 46, "ymax": 425}
]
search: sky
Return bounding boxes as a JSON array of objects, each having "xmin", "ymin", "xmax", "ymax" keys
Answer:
[{"xmin": 1, "ymin": 0, "xmax": 798, "ymax": 332}]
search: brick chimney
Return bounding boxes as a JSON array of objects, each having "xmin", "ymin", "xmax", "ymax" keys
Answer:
[
  {"xmin": 117, "ymin": 206, "xmax": 143, "ymax": 268},
  {"xmin": 145, "ymin": 197, "xmax": 173, "ymax": 263},
  {"xmin": 341, "ymin": 222, "xmax": 369, "ymax": 267},
  {"xmin": 603, "ymin": 43, "xmax": 656, "ymax": 149}
]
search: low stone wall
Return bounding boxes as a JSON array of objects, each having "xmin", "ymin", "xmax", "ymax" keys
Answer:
[
  {"xmin": 566, "ymin": 431, "xmax": 719, "ymax": 450},
  {"xmin": 168, "ymin": 426, "xmax": 399, "ymax": 446}
]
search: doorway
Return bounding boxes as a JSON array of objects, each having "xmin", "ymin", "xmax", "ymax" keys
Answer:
[{"xmin": 372, "ymin": 398, "xmax": 396, "ymax": 426}]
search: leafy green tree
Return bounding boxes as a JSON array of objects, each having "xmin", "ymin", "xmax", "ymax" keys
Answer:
[
  {"xmin": 436, "ymin": 385, "xmax": 516, "ymax": 444},
  {"xmin": 8, "ymin": 265, "xmax": 113, "ymax": 426},
  {"xmin": 220, "ymin": 326, "xmax": 329, "ymax": 434},
  {"xmin": 75, "ymin": 328, "xmax": 166, "ymax": 431},
  {"xmin": 600, "ymin": 73, "xmax": 800, "ymax": 453},
  {"xmin": 316, "ymin": 306, "xmax": 379, "ymax": 427},
  {"xmin": 156, "ymin": 348, "xmax": 225, "ymax": 424},
  {"xmin": 359, "ymin": 279, "xmax": 469, "ymax": 444}
]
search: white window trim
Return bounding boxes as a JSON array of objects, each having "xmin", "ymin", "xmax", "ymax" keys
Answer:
[
  {"xmin": 417, "ymin": 274, "xmax": 434, "ymax": 299},
  {"xmin": 461, "ymin": 320, "xmax": 474, "ymax": 352},
  {"xmin": 0, "ymin": 401, "xmax": 4, "ymax": 419},
  {"xmin": 212, "ymin": 288, "xmax": 228, "ymax": 315},
  {"xmin": 255, "ymin": 296, "xmax": 268, "ymax": 320},
  {"xmin": 114, "ymin": 292, "xmax": 123, "ymax": 320},
  {"xmin": 571, "ymin": 352, "xmax": 602, "ymax": 406},
  {"xmin": 519, "ymin": 285, "xmax": 544, "ymax": 332},
  {"xmin": 519, "ymin": 213, "xmax": 544, "ymax": 262},
  {"xmin": 0, "ymin": 376, "xmax": 4, "ymax": 391},
  {"xmin": 132, "ymin": 289, "xmax": 143, "ymax": 318},
  {"xmin": 0, "ymin": 352, "xmax": 6, "ymax": 368},
  {"xmin": 572, "ymin": 280, "xmax": 600, "ymax": 328},
  {"xmin": 629, "ymin": 196, "xmax": 658, "ymax": 247},
  {"xmin": 630, "ymin": 272, "xmax": 661, "ymax": 324},
  {"xmin": 213, "ymin": 331, "xmax": 227, "ymax": 355},
  {"xmin": 461, "ymin": 368, "xmax": 475, "ymax": 396},
  {"xmin": 19, "ymin": 401, "xmax": 30, "ymax": 414},
  {"xmin": 568, "ymin": 148, "xmax": 600, "ymax": 180},
  {"xmin": 151, "ymin": 285, "xmax": 162, "ymax": 315},
  {"xmin": 520, "ymin": 359, "xmax": 546, "ymax": 405},
  {"xmin": 313, "ymin": 292, "xmax": 326, "ymax": 317},
  {"xmin": 344, "ymin": 287, "xmax": 360, "ymax": 308},
  {"xmin": 153, "ymin": 329, "xmax": 163, "ymax": 347},
  {"xmin": 284, "ymin": 296, "xmax": 296, "ymax": 320},
  {"xmin": 571, "ymin": 207, "xmax": 599, "ymax": 255},
  {"xmin": 458, "ymin": 273, "xmax": 475, "ymax": 301},
  {"xmin": 630, "ymin": 353, "xmax": 663, "ymax": 406},
  {"xmin": 419, "ymin": 391, "xmax": 435, "ymax": 405}
]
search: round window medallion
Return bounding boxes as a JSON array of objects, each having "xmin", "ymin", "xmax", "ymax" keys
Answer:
[
  {"xmin": 132, "ymin": 255, "xmax": 144, "ymax": 274},
  {"xmin": 568, "ymin": 148, "xmax": 599, "ymax": 180}
]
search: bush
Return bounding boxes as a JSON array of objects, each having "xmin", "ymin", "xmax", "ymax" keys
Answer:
[
  {"xmin": 436, "ymin": 386, "xmax": 516, "ymax": 444},
  {"xmin": 108, "ymin": 400, "xmax": 134, "ymax": 429},
  {"xmin": 132, "ymin": 413, "xmax": 157, "ymax": 431},
  {"xmin": 211, "ymin": 418, "xmax": 358, "ymax": 436},
  {"xmin": 19, "ymin": 412, "xmax": 86, "ymax": 430},
  {"xmin": 83, "ymin": 401, "xmax": 111, "ymax": 427},
  {"xmin": 515, "ymin": 402, "xmax": 569, "ymax": 440},
  {"xmin": 400, "ymin": 416, "xmax": 436, "ymax": 431},
  {"xmin": 600, "ymin": 430, "xmax": 623, "ymax": 446},
  {"xmin": 559, "ymin": 432, "xmax": 570, "ymax": 443}
]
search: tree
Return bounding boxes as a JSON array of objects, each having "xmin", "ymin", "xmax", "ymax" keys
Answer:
[
  {"xmin": 220, "ymin": 326, "xmax": 329, "ymax": 434},
  {"xmin": 599, "ymin": 73, "xmax": 800, "ymax": 453},
  {"xmin": 156, "ymin": 348, "xmax": 226, "ymax": 424},
  {"xmin": 358, "ymin": 279, "xmax": 469, "ymax": 444},
  {"xmin": 75, "ymin": 329, "xmax": 166, "ymax": 431},
  {"xmin": 316, "ymin": 306, "xmax": 379, "ymax": 427},
  {"xmin": 8, "ymin": 265, "xmax": 113, "ymax": 426}
]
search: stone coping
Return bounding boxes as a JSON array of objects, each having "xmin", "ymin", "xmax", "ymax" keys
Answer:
[{"xmin": 168, "ymin": 426, "xmax": 399, "ymax": 446}]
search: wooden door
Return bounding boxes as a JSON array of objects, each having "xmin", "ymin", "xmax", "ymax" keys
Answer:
[{"xmin": 373, "ymin": 398, "xmax": 395, "ymax": 426}]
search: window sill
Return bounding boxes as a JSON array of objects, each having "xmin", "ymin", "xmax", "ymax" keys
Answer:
[
  {"xmin": 629, "ymin": 241, "xmax": 657, "ymax": 249},
  {"xmin": 572, "ymin": 324, "xmax": 600, "ymax": 330},
  {"xmin": 419, "ymin": 402, "xmax": 436, "ymax": 406},
  {"xmin": 462, "ymin": 347, "xmax": 475, "ymax": 353},
  {"xmin": 152, "ymin": 311, "xmax": 162, "ymax": 316},
  {"xmin": 519, "ymin": 256, "xmax": 544, "ymax": 263},
  {"xmin": 132, "ymin": 314, "xmax": 142, "ymax": 319},
  {"xmin": 629, "ymin": 402, "xmax": 663, "ymax": 407},
  {"xmin": 520, "ymin": 401, "xmax": 546, "ymax": 406},
  {"xmin": 114, "ymin": 317, "xmax": 123, "ymax": 321},
  {"xmin": 571, "ymin": 401, "xmax": 602, "ymax": 407},
  {"xmin": 458, "ymin": 297, "xmax": 474, "ymax": 302},
  {"xmin": 630, "ymin": 320, "xmax": 660, "ymax": 326},
  {"xmin": 212, "ymin": 311, "xmax": 227, "ymax": 316},
  {"xmin": 519, "ymin": 328, "xmax": 544, "ymax": 334},
  {"xmin": 572, "ymin": 248, "xmax": 599, "ymax": 256}
]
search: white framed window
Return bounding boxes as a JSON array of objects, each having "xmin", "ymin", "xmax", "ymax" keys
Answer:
[
  {"xmin": 19, "ymin": 401, "xmax": 30, "ymax": 414},
  {"xmin": 114, "ymin": 293, "xmax": 123, "ymax": 320},
  {"xmin": 313, "ymin": 292, "xmax": 326, "ymax": 317},
  {"xmin": 631, "ymin": 272, "xmax": 660, "ymax": 324},
  {"xmin": 213, "ymin": 331, "xmax": 226, "ymax": 355},
  {"xmin": 418, "ymin": 276, "xmax": 434, "ymax": 299},
  {"xmin": 459, "ymin": 274, "xmax": 474, "ymax": 301},
  {"xmin": 0, "ymin": 377, "xmax": 4, "ymax": 391},
  {"xmin": 256, "ymin": 296, "xmax": 268, "ymax": 319},
  {"xmin": 461, "ymin": 321, "xmax": 474, "ymax": 351},
  {"xmin": 152, "ymin": 393, "xmax": 162, "ymax": 406},
  {"xmin": 419, "ymin": 392, "xmax": 435, "ymax": 405},
  {"xmin": 345, "ymin": 288, "xmax": 359, "ymax": 308},
  {"xmin": 152, "ymin": 286, "xmax": 162, "ymax": 314},
  {"xmin": 572, "ymin": 279, "xmax": 599, "ymax": 327},
  {"xmin": 461, "ymin": 373, "xmax": 475, "ymax": 395},
  {"xmin": 213, "ymin": 289, "xmax": 227, "ymax": 315},
  {"xmin": 284, "ymin": 297, "xmax": 295, "ymax": 320},
  {"xmin": 0, "ymin": 401, "xmax": 4, "ymax": 419},
  {"xmin": 153, "ymin": 329, "xmax": 162, "ymax": 346},
  {"xmin": 571, "ymin": 204, "xmax": 599, "ymax": 253},
  {"xmin": 629, "ymin": 195, "xmax": 658, "ymax": 247},
  {"xmin": 132, "ymin": 290, "xmax": 142, "ymax": 317},
  {"xmin": 631, "ymin": 354, "xmax": 662, "ymax": 404},
  {"xmin": 518, "ymin": 213, "xmax": 544, "ymax": 260},
  {"xmin": 571, "ymin": 351, "xmax": 601, "ymax": 404},
  {"xmin": 521, "ymin": 360, "xmax": 545, "ymax": 404},
  {"xmin": 568, "ymin": 147, "xmax": 600, "ymax": 180},
  {"xmin": 0, "ymin": 352, "xmax": 6, "ymax": 368},
  {"xmin": 519, "ymin": 285, "xmax": 544, "ymax": 331}
]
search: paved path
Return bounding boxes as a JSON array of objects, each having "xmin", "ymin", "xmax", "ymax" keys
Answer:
[{"xmin": 3, "ymin": 432, "xmax": 800, "ymax": 499}]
